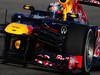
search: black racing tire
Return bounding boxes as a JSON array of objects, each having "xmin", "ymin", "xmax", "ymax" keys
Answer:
[
  {"xmin": 3, "ymin": 34, "xmax": 29, "ymax": 66},
  {"xmin": 63, "ymin": 24, "xmax": 95, "ymax": 73},
  {"xmin": 2, "ymin": 33, "xmax": 11, "ymax": 64}
]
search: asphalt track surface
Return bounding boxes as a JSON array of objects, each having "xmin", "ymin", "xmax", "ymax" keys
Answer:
[{"xmin": 0, "ymin": 0, "xmax": 100, "ymax": 75}]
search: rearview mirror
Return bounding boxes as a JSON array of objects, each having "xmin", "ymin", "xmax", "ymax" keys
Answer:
[{"xmin": 23, "ymin": 4, "xmax": 35, "ymax": 11}]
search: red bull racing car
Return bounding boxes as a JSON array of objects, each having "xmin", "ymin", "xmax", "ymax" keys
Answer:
[{"xmin": 2, "ymin": 0, "xmax": 100, "ymax": 75}]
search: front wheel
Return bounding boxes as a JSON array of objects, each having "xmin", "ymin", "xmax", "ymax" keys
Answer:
[
  {"xmin": 3, "ymin": 34, "xmax": 29, "ymax": 66},
  {"xmin": 63, "ymin": 24, "xmax": 95, "ymax": 74}
]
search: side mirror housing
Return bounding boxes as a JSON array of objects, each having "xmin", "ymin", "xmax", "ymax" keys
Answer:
[{"xmin": 23, "ymin": 4, "xmax": 35, "ymax": 11}]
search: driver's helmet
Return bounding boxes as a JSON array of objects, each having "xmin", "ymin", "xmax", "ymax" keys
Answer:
[{"xmin": 48, "ymin": 2, "xmax": 63, "ymax": 18}]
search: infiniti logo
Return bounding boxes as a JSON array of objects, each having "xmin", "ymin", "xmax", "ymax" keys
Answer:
[{"xmin": 61, "ymin": 26, "xmax": 67, "ymax": 34}]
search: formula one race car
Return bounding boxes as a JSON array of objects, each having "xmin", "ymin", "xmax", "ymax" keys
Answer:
[{"xmin": 2, "ymin": 0, "xmax": 100, "ymax": 75}]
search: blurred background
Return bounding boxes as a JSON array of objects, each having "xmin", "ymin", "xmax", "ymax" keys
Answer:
[{"xmin": 0, "ymin": 0, "xmax": 100, "ymax": 25}]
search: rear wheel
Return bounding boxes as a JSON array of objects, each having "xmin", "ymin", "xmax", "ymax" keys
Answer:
[
  {"xmin": 64, "ymin": 24, "xmax": 95, "ymax": 74},
  {"xmin": 3, "ymin": 34, "xmax": 29, "ymax": 66}
]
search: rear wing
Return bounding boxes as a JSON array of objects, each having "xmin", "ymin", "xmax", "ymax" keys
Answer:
[{"xmin": 79, "ymin": 0, "xmax": 100, "ymax": 7}]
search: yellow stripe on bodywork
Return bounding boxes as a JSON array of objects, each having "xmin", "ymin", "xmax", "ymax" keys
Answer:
[
  {"xmin": 15, "ymin": 40, "xmax": 21, "ymax": 49},
  {"xmin": 5, "ymin": 23, "xmax": 29, "ymax": 35}
]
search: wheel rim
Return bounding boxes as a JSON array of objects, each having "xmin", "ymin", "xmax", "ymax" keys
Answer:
[{"xmin": 84, "ymin": 29, "xmax": 94, "ymax": 72}]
